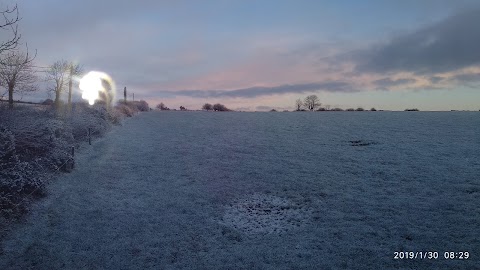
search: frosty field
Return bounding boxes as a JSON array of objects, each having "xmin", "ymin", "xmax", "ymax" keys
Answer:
[{"xmin": 0, "ymin": 111, "xmax": 479, "ymax": 269}]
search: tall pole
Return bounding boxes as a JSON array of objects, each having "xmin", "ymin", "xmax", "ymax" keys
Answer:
[
  {"xmin": 68, "ymin": 66, "xmax": 73, "ymax": 108},
  {"xmin": 124, "ymin": 87, "xmax": 127, "ymax": 104}
]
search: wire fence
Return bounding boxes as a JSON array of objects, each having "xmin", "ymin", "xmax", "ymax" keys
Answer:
[
  {"xmin": 0, "ymin": 100, "xmax": 137, "ymax": 232},
  {"xmin": 1, "ymin": 123, "xmax": 100, "ymax": 228}
]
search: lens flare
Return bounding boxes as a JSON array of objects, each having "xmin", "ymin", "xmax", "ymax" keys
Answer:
[{"xmin": 79, "ymin": 71, "xmax": 115, "ymax": 105}]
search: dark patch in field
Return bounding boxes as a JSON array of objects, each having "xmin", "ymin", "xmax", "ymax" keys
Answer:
[
  {"xmin": 221, "ymin": 194, "xmax": 313, "ymax": 235},
  {"xmin": 465, "ymin": 187, "xmax": 479, "ymax": 194},
  {"xmin": 221, "ymin": 226, "xmax": 243, "ymax": 242},
  {"xmin": 349, "ymin": 140, "xmax": 378, "ymax": 147}
]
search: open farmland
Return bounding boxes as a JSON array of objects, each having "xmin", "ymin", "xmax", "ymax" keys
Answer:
[{"xmin": 1, "ymin": 111, "xmax": 479, "ymax": 269}]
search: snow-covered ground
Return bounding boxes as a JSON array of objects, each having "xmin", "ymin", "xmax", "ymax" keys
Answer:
[{"xmin": 0, "ymin": 111, "xmax": 479, "ymax": 269}]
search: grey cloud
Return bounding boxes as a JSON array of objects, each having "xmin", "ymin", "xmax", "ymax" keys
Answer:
[
  {"xmin": 443, "ymin": 72, "xmax": 480, "ymax": 87},
  {"xmin": 429, "ymin": 76, "xmax": 445, "ymax": 84},
  {"xmin": 425, "ymin": 73, "xmax": 480, "ymax": 87},
  {"xmin": 354, "ymin": 7, "xmax": 480, "ymax": 74},
  {"xmin": 156, "ymin": 81, "xmax": 355, "ymax": 99},
  {"xmin": 450, "ymin": 73, "xmax": 480, "ymax": 82},
  {"xmin": 373, "ymin": 78, "xmax": 416, "ymax": 89}
]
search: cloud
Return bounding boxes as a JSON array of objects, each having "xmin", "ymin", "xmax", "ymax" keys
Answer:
[
  {"xmin": 17, "ymin": 0, "xmax": 480, "ymax": 108},
  {"xmin": 449, "ymin": 72, "xmax": 480, "ymax": 83},
  {"xmin": 428, "ymin": 76, "xmax": 445, "ymax": 84},
  {"xmin": 354, "ymin": 7, "xmax": 480, "ymax": 75},
  {"xmin": 156, "ymin": 81, "xmax": 355, "ymax": 98},
  {"xmin": 372, "ymin": 78, "xmax": 416, "ymax": 89}
]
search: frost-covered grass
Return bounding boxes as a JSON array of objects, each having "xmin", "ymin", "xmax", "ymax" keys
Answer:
[
  {"xmin": 0, "ymin": 101, "xmax": 149, "ymax": 222},
  {"xmin": 0, "ymin": 111, "xmax": 479, "ymax": 269}
]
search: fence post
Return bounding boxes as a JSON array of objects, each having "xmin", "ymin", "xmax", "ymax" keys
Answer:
[
  {"xmin": 71, "ymin": 146, "xmax": 75, "ymax": 169},
  {"xmin": 88, "ymin": 127, "xmax": 91, "ymax": 145}
]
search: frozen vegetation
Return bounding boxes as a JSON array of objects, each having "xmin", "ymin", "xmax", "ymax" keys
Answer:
[
  {"xmin": 0, "ymin": 111, "xmax": 479, "ymax": 269},
  {"xmin": 0, "ymin": 101, "xmax": 149, "ymax": 221}
]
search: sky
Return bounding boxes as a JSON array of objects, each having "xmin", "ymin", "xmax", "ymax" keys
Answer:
[{"xmin": 2, "ymin": 0, "xmax": 480, "ymax": 111}]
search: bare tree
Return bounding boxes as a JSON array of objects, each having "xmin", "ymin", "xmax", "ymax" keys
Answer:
[
  {"xmin": 0, "ymin": 50, "xmax": 37, "ymax": 109},
  {"xmin": 156, "ymin": 102, "xmax": 170, "ymax": 110},
  {"xmin": 295, "ymin": 99, "xmax": 303, "ymax": 111},
  {"xmin": 202, "ymin": 103, "xmax": 213, "ymax": 111},
  {"xmin": 0, "ymin": 4, "xmax": 20, "ymax": 55},
  {"xmin": 46, "ymin": 60, "xmax": 69, "ymax": 109},
  {"xmin": 304, "ymin": 95, "xmax": 321, "ymax": 111},
  {"xmin": 67, "ymin": 62, "xmax": 82, "ymax": 108}
]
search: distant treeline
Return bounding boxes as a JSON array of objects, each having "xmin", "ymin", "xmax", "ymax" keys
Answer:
[
  {"xmin": 293, "ymin": 95, "xmax": 424, "ymax": 112},
  {"xmin": 156, "ymin": 102, "xmax": 231, "ymax": 111}
]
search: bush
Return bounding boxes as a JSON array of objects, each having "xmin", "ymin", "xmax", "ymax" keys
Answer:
[
  {"xmin": 115, "ymin": 103, "xmax": 136, "ymax": 117},
  {"xmin": 213, "ymin": 103, "xmax": 229, "ymax": 111},
  {"xmin": 107, "ymin": 108, "xmax": 123, "ymax": 125},
  {"xmin": 0, "ymin": 102, "xmax": 131, "ymax": 218},
  {"xmin": 115, "ymin": 100, "xmax": 150, "ymax": 116},
  {"xmin": 0, "ymin": 125, "xmax": 47, "ymax": 218},
  {"xmin": 69, "ymin": 103, "xmax": 120, "ymax": 144},
  {"xmin": 0, "ymin": 100, "xmax": 146, "ymax": 219},
  {"xmin": 133, "ymin": 100, "xmax": 150, "ymax": 111},
  {"xmin": 9, "ymin": 114, "xmax": 73, "ymax": 171},
  {"xmin": 0, "ymin": 126, "xmax": 17, "ymax": 169},
  {"xmin": 202, "ymin": 103, "xmax": 213, "ymax": 111}
]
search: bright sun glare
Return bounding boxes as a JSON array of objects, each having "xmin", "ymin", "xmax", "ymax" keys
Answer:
[{"xmin": 79, "ymin": 71, "xmax": 115, "ymax": 105}]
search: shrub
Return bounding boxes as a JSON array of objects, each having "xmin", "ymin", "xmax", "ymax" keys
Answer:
[
  {"xmin": 0, "ymin": 126, "xmax": 17, "ymax": 168},
  {"xmin": 115, "ymin": 100, "xmax": 150, "ymax": 115},
  {"xmin": 157, "ymin": 102, "xmax": 170, "ymax": 110},
  {"xmin": 202, "ymin": 103, "xmax": 213, "ymax": 111},
  {"xmin": 133, "ymin": 100, "xmax": 150, "ymax": 111},
  {"xmin": 14, "ymin": 117, "xmax": 73, "ymax": 171},
  {"xmin": 0, "ymin": 126, "xmax": 47, "ymax": 217},
  {"xmin": 213, "ymin": 103, "xmax": 229, "ymax": 111},
  {"xmin": 69, "ymin": 103, "xmax": 116, "ymax": 142},
  {"xmin": 115, "ymin": 103, "xmax": 136, "ymax": 117},
  {"xmin": 0, "ymin": 101, "xmax": 132, "ymax": 219}
]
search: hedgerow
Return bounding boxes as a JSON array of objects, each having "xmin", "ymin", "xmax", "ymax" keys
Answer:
[{"xmin": 0, "ymin": 100, "xmax": 148, "ymax": 218}]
